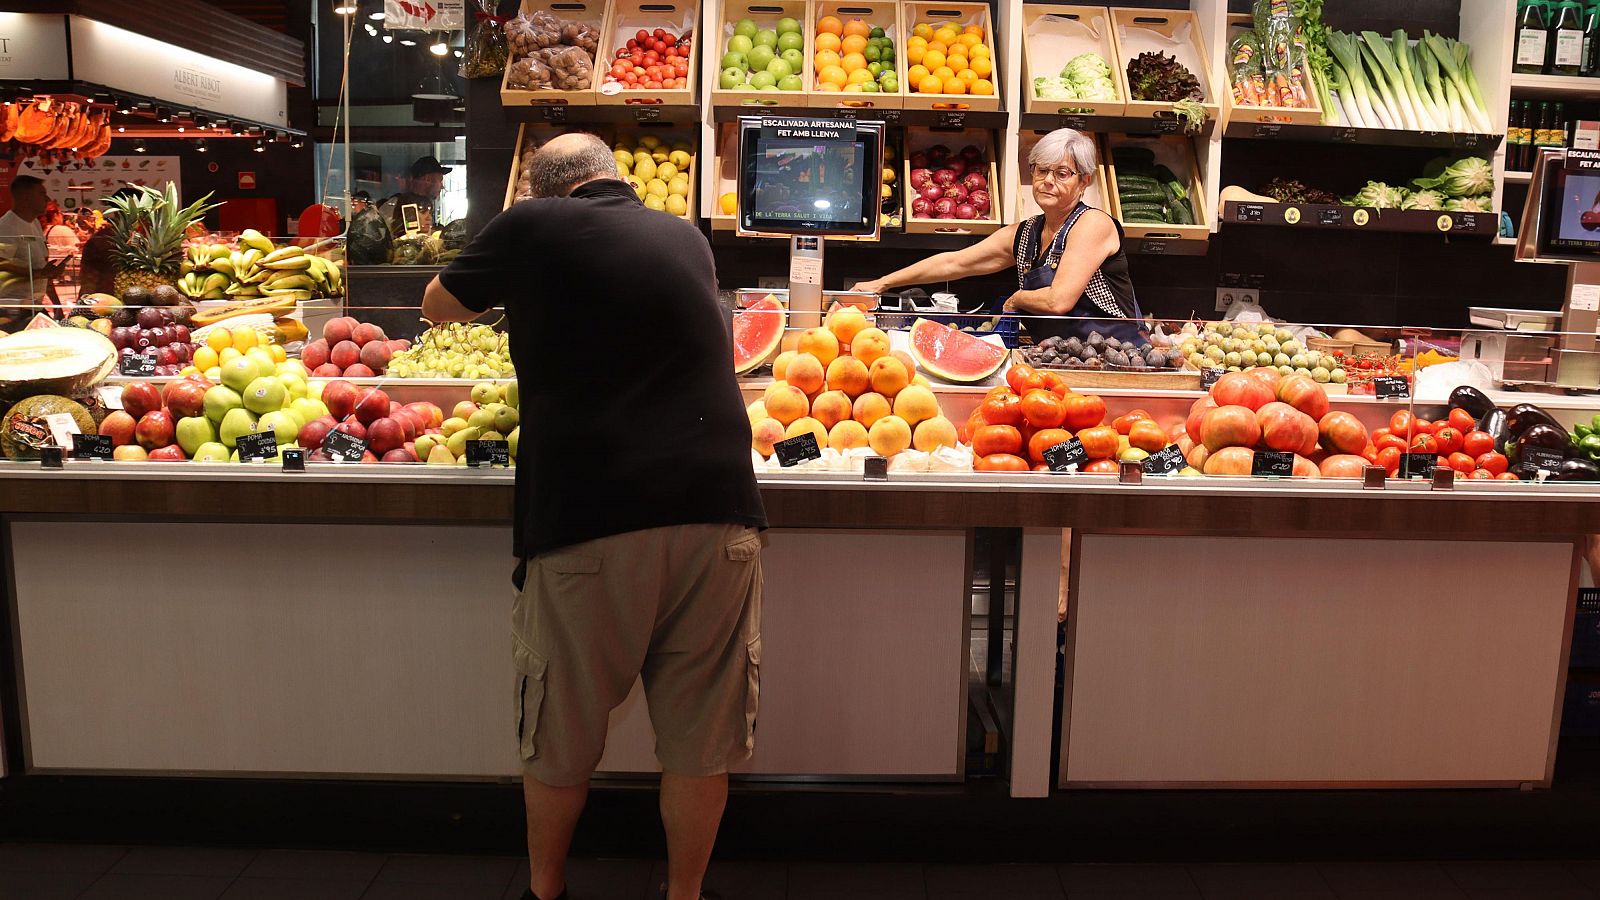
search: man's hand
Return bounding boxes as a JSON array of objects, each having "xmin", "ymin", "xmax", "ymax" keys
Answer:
[{"xmin": 849, "ymin": 279, "xmax": 887, "ymax": 295}]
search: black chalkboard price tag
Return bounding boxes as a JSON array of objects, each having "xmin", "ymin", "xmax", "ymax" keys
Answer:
[
  {"xmin": 466, "ymin": 439, "xmax": 511, "ymax": 468},
  {"xmin": 71, "ymin": 433, "xmax": 114, "ymax": 460},
  {"xmin": 1373, "ymin": 376, "xmax": 1410, "ymax": 399},
  {"xmin": 1153, "ymin": 116, "xmax": 1183, "ymax": 134},
  {"xmin": 1141, "ymin": 240, "xmax": 1168, "ymax": 255},
  {"xmin": 1332, "ymin": 127, "xmax": 1359, "ymax": 143},
  {"xmin": 322, "ymin": 428, "xmax": 368, "ymax": 462},
  {"xmin": 1253, "ymin": 123, "xmax": 1282, "ymax": 138},
  {"xmin": 1234, "ymin": 203, "xmax": 1265, "ymax": 223},
  {"xmin": 772, "ymin": 432, "xmax": 821, "ymax": 468},
  {"xmin": 1319, "ymin": 207, "xmax": 1344, "ymax": 226},
  {"xmin": 632, "ymin": 106, "xmax": 661, "ymax": 122},
  {"xmin": 1200, "ymin": 367, "xmax": 1225, "ymax": 389},
  {"xmin": 1058, "ymin": 114, "xmax": 1089, "ymax": 130},
  {"xmin": 1400, "ymin": 452, "xmax": 1439, "ymax": 479},
  {"xmin": 1043, "ymin": 438, "xmax": 1089, "ymax": 472},
  {"xmin": 118, "ymin": 354, "xmax": 156, "ymax": 376},
  {"xmin": 936, "ymin": 111, "xmax": 966, "ymax": 128},
  {"xmin": 1251, "ymin": 450, "xmax": 1294, "ymax": 477},
  {"xmin": 1522, "ymin": 446, "xmax": 1565, "ymax": 472},
  {"xmin": 236, "ymin": 430, "xmax": 278, "ymax": 462},
  {"xmin": 1141, "ymin": 444, "xmax": 1186, "ymax": 475}
]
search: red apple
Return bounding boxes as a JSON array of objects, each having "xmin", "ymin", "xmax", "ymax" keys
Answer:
[
  {"xmin": 148, "ymin": 445, "xmax": 187, "ymax": 461},
  {"xmin": 353, "ymin": 388, "xmax": 390, "ymax": 424},
  {"xmin": 98, "ymin": 410, "xmax": 137, "ymax": 447},
  {"xmin": 381, "ymin": 448, "xmax": 416, "ymax": 463},
  {"xmin": 405, "ymin": 401, "xmax": 443, "ymax": 429},
  {"xmin": 162, "ymin": 379, "xmax": 208, "ymax": 419},
  {"xmin": 121, "ymin": 382, "xmax": 163, "ymax": 420},
  {"xmin": 333, "ymin": 418, "xmax": 367, "ymax": 441},
  {"xmin": 322, "ymin": 380, "xmax": 359, "ymax": 419},
  {"xmin": 112, "ymin": 444, "xmax": 148, "ymax": 461},
  {"xmin": 135, "ymin": 410, "xmax": 175, "ymax": 450}
]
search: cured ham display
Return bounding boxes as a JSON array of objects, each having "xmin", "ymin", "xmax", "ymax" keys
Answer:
[{"xmin": 2, "ymin": 97, "xmax": 114, "ymax": 163}]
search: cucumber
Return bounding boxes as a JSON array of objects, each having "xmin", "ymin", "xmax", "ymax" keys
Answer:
[
  {"xmin": 1117, "ymin": 175, "xmax": 1161, "ymax": 190},
  {"xmin": 1118, "ymin": 190, "xmax": 1167, "ymax": 205},
  {"xmin": 1169, "ymin": 199, "xmax": 1195, "ymax": 225},
  {"xmin": 1119, "ymin": 202, "xmax": 1166, "ymax": 218}
]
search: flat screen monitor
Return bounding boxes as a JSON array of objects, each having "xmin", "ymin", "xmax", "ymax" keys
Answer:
[
  {"xmin": 1536, "ymin": 148, "xmax": 1600, "ymax": 261},
  {"xmin": 737, "ymin": 117, "xmax": 883, "ymax": 237}
]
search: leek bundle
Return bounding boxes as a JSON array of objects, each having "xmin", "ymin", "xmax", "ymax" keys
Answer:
[{"xmin": 1323, "ymin": 29, "xmax": 1492, "ymax": 134}]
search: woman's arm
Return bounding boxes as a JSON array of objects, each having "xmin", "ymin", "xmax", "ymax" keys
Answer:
[
  {"xmin": 851, "ymin": 224, "xmax": 1018, "ymax": 294},
  {"xmin": 1004, "ymin": 211, "xmax": 1120, "ymax": 315}
]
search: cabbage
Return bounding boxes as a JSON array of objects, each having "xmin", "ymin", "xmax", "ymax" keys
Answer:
[
  {"xmin": 1057, "ymin": 53, "xmax": 1118, "ymax": 100},
  {"xmin": 1077, "ymin": 76, "xmax": 1119, "ymax": 100},
  {"xmin": 1034, "ymin": 76, "xmax": 1075, "ymax": 100},
  {"xmin": 1344, "ymin": 181, "xmax": 1407, "ymax": 209},
  {"xmin": 1412, "ymin": 156, "xmax": 1493, "ymax": 199},
  {"xmin": 1401, "ymin": 189, "xmax": 1446, "ymax": 210},
  {"xmin": 1444, "ymin": 195, "xmax": 1494, "ymax": 212},
  {"xmin": 1063, "ymin": 52, "xmax": 1111, "ymax": 82}
]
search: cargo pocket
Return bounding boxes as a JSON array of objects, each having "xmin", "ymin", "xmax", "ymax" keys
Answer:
[
  {"xmin": 726, "ymin": 532, "xmax": 761, "ymax": 562},
  {"xmin": 742, "ymin": 635, "xmax": 761, "ymax": 753},
  {"xmin": 514, "ymin": 641, "xmax": 548, "ymax": 762},
  {"xmin": 541, "ymin": 553, "xmax": 600, "ymax": 575}
]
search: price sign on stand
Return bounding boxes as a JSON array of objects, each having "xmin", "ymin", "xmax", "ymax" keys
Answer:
[
  {"xmin": 772, "ymin": 433, "xmax": 821, "ymax": 468},
  {"xmin": 1251, "ymin": 450, "xmax": 1294, "ymax": 477},
  {"xmin": 118, "ymin": 354, "xmax": 156, "ymax": 376},
  {"xmin": 71, "ymin": 433, "xmax": 113, "ymax": 460},
  {"xmin": 236, "ymin": 431, "xmax": 278, "ymax": 462},
  {"xmin": 1058, "ymin": 114, "xmax": 1089, "ymax": 131},
  {"xmin": 1253, "ymin": 123, "xmax": 1283, "ymax": 138},
  {"xmin": 1400, "ymin": 452, "xmax": 1439, "ymax": 479},
  {"xmin": 1200, "ymin": 367, "xmax": 1225, "ymax": 389},
  {"xmin": 323, "ymin": 429, "xmax": 368, "ymax": 462},
  {"xmin": 1234, "ymin": 203, "xmax": 1265, "ymax": 223},
  {"xmin": 1332, "ymin": 127, "xmax": 1359, "ymax": 143},
  {"xmin": 632, "ymin": 107, "xmax": 662, "ymax": 122},
  {"xmin": 936, "ymin": 111, "xmax": 966, "ymax": 128},
  {"xmin": 1373, "ymin": 376, "xmax": 1410, "ymax": 399},
  {"xmin": 1043, "ymin": 438, "xmax": 1088, "ymax": 473},
  {"xmin": 1522, "ymin": 446, "xmax": 1565, "ymax": 475},
  {"xmin": 1141, "ymin": 445, "xmax": 1186, "ymax": 475},
  {"xmin": 1319, "ymin": 207, "xmax": 1345, "ymax": 226},
  {"xmin": 1153, "ymin": 117, "xmax": 1183, "ymax": 134},
  {"xmin": 466, "ymin": 439, "xmax": 511, "ymax": 468}
]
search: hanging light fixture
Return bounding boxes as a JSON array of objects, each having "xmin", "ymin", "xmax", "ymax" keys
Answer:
[
  {"xmin": 430, "ymin": 32, "xmax": 449, "ymax": 55},
  {"xmin": 333, "ymin": 1, "xmax": 357, "ymax": 14},
  {"xmin": 195, "ymin": 139, "xmax": 209, "ymax": 153},
  {"xmin": 253, "ymin": 139, "xmax": 266, "ymax": 152}
]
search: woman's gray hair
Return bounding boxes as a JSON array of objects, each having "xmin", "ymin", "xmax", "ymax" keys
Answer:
[
  {"xmin": 1028, "ymin": 128, "xmax": 1098, "ymax": 182},
  {"xmin": 530, "ymin": 133, "xmax": 618, "ymax": 198}
]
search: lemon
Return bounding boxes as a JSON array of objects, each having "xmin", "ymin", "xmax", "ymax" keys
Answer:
[
  {"xmin": 613, "ymin": 150, "xmax": 633, "ymax": 171},
  {"xmin": 634, "ymin": 158, "xmax": 657, "ymax": 181},
  {"xmin": 644, "ymin": 194, "xmax": 667, "ymax": 212},
  {"xmin": 669, "ymin": 177, "xmax": 690, "ymax": 197},
  {"xmin": 720, "ymin": 192, "xmax": 737, "ymax": 214},
  {"xmin": 668, "ymin": 150, "xmax": 691, "ymax": 170},
  {"xmin": 639, "ymin": 135, "xmax": 662, "ymax": 150},
  {"xmin": 665, "ymin": 194, "xmax": 689, "ymax": 216},
  {"xmin": 647, "ymin": 178, "xmax": 669, "ymax": 198},
  {"xmin": 657, "ymin": 161, "xmax": 678, "ymax": 181}
]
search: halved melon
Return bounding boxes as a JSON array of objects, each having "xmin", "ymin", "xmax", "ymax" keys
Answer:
[
  {"xmin": 0, "ymin": 327, "xmax": 118, "ymax": 400},
  {"xmin": 732, "ymin": 294, "xmax": 786, "ymax": 375},
  {"xmin": 906, "ymin": 318, "xmax": 1008, "ymax": 383}
]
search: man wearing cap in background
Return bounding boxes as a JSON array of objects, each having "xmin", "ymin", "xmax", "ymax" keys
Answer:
[{"xmin": 380, "ymin": 156, "xmax": 451, "ymax": 237}]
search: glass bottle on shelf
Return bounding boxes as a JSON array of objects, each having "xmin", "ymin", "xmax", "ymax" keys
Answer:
[
  {"xmin": 1584, "ymin": 0, "xmax": 1600, "ymax": 75},
  {"xmin": 1510, "ymin": 101, "xmax": 1531, "ymax": 170},
  {"xmin": 1534, "ymin": 101, "xmax": 1556, "ymax": 164},
  {"xmin": 1517, "ymin": 0, "xmax": 1551, "ymax": 74},
  {"xmin": 1554, "ymin": 0, "xmax": 1586, "ymax": 75}
]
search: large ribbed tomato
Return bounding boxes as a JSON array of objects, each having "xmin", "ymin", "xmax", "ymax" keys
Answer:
[{"xmin": 1060, "ymin": 392, "xmax": 1106, "ymax": 431}]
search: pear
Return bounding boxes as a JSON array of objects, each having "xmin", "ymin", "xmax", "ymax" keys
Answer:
[{"xmin": 425, "ymin": 444, "xmax": 455, "ymax": 466}]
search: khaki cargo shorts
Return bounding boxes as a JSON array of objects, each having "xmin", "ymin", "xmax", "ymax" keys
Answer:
[{"xmin": 512, "ymin": 523, "xmax": 763, "ymax": 786}]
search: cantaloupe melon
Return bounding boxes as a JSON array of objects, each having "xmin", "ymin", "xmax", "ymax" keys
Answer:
[{"xmin": 0, "ymin": 327, "xmax": 117, "ymax": 400}]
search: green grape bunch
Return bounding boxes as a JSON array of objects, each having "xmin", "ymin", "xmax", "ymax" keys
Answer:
[{"xmin": 386, "ymin": 321, "xmax": 516, "ymax": 380}]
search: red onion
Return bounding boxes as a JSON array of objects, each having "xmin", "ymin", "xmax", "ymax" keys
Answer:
[
  {"xmin": 909, "ymin": 168, "xmax": 933, "ymax": 189},
  {"xmin": 920, "ymin": 184, "xmax": 944, "ymax": 202},
  {"xmin": 932, "ymin": 168, "xmax": 957, "ymax": 186},
  {"xmin": 960, "ymin": 144, "xmax": 983, "ymax": 162},
  {"xmin": 932, "ymin": 197, "xmax": 955, "ymax": 218},
  {"xmin": 970, "ymin": 190, "xmax": 992, "ymax": 215},
  {"xmin": 926, "ymin": 144, "xmax": 951, "ymax": 166},
  {"xmin": 954, "ymin": 203, "xmax": 977, "ymax": 220},
  {"xmin": 909, "ymin": 151, "xmax": 928, "ymax": 169},
  {"xmin": 911, "ymin": 196, "xmax": 932, "ymax": 217},
  {"xmin": 962, "ymin": 172, "xmax": 988, "ymax": 192},
  {"xmin": 943, "ymin": 183, "xmax": 968, "ymax": 203},
  {"xmin": 945, "ymin": 157, "xmax": 968, "ymax": 177}
]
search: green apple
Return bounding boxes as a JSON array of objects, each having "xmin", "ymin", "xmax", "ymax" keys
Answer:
[
  {"xmin": 494, "ymin": 405, "xmax": 519, "ymax": 433},
  {"xmin": 778, "ymin": 74, "xmax": 803, "ymax": 91},
  {"xmin": 733, "ymin": 17, "xmax": 758, "ymax": 38},
  {"xmin": 192, "ymin": 442, "xmax": 230, "ymax": 463},
  {"xmin": 727, "ymin": 34, "xmax": 753, "ymax": 55},
  {"xmin": 257, "ymin": 410, "xmax": 299, "ymax": 445},
  {"xmin": 176, "ymin": 416, "xmax": 218, "ymax": 456},
  {"xmin": 746, "ymin": 44, "xmax": 775, "ymax": 71},
  {"xmin": 776, "ymin": 31, "xmax": 803, "ymax": 52},
  {"xmin": 721, "ymin": 51, "xmax": 746, "ymax": 70},
  {"xmin": 291, "ymin": 397, "xmax": 328, "ymax": 425},
  {"xmin": 754, "ymin": 28, "xmax": 778, "ymax": 48},
  {"xmin": 780, "ymin": 48, "xmax": 803, "ymax": 70},
  {"xmin": 776, "ymin": 16, "xmax": 800, "ymax": 34},
  {"xmin": 749, "ymin": 71, "xmax": 777, "ymax": 89},
  {"xmin": 278, "ymin": 372, "xmax": 308, "ymax": 400},
  {"xmin": 220, "ymin": 356, "xmax": 260, "ymax": 392},
  {"xmin": 242, "ymin": 376, "xmax": 287, "ymax": 414},
  {"xmin": 203, "ymin": 385, "xmax": 244, "ymax": 425},
  {"xmin": 766, "ymin": 57, "xmax": 792, "ymax": 79},
  {"xmin": 275, "ymin": 359, "xmax": 307, "ymax": 377},
  {"xmin": 218, "ymin": 407, "xmax": 260, "ymax": 449}
]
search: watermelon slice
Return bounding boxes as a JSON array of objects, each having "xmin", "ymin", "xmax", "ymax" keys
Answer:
[
  {"xmin": 906, "ymin": 317, "xmax": 1008, "ymax": 383},
  {"xmin": 732, "ymin": 294, "xmax": 786, "ymax": 375}
]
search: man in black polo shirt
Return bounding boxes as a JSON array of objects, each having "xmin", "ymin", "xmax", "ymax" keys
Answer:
[{"xmin": 422, "ymin": 132, "xmax": 766, "ymax": 900}]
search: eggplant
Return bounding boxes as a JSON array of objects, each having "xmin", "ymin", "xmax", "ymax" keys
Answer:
[
  {"xmin": 1552, "ymin": 458, "xmax": 1600, "ymax": 482},
  {"xmin": 1448, "ymin": 385, "xmax": 1496, "ymax": 419},
  {"xmin": 1507, "ymin": 403, "xmax": 1563, "ymax": 438},
  {"xmin": 1517, "ymin": 423, "xmax": 1571, "ymax": 457},
  {"xmin": 1477, "ymin": 408, "xmax": 1510, "ymax": 451},
  {"xmin": 1510, "ymin": 460, "xmax": 1542, "ymax": 481}
]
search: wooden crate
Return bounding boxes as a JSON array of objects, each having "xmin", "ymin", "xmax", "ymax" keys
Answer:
[
  {"xmin": 1112, "ymin": 7, "xmax": 1219, "ymax": 124},
  {"xmin": 1011, "ymin": 349, "xmax": 1203, "ymax": 390},
  {"xmin": 615, "ymin": 124, "xmax": 699, "ymax": 221},
  {"xmin": 808, "ymin": 0, "xmax": 905, "ymax": 109},
  {"xmin": 900, "ymin": 1, "xmax": 1001, "ymax": 112},
  {"xmin": 1021, "ymin": 5, "xmax": 1125, "ymax": 117},
  {"xmin": 902, "ymin": 126, "xmax": 1002, "ymax": 235},
  {"xmin": 709, "ymin": 0, "xmax": 813, "ymax": 108},
  {"xmin": 503, "ymin": 123, "xmax": 607, "ymax": 208},
  {"xmin": 596, "ymin": 0, "xmax": 700, "ymax": 105},
  {"xmin": 500, "ymin": 0, "xmax": 611, "ymax": 107},
  {"xmin": 1103, "ymin": 133, "xmax": 1210, "ymax": 243},
  {"xmin": 710, "ymin": 122, "xmax": 739, "ymax": 230},
  {"xmin": 1220, "ymin": 13, "xmax": 1323, "ymax": 126},
  {"xmin": 1015, "ymin": 129, "xmax": 1109, "ymax": 223}
]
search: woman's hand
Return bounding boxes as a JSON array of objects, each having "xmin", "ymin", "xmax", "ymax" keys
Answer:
[{"xmin": 850, "ymin": 279, "xmax": 888, "ymax": 295}]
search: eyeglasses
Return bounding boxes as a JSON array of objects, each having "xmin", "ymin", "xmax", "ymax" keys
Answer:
[{"xmin": 1030, "ymin": 165, "xmax": 1079, "ymax": 184}]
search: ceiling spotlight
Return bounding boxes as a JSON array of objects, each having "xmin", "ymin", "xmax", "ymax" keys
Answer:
[
  {"xmin": 454, "ymin": 50, "xmax": 463, "ymax": 58},
  {"xmin": 195, "ymin": 139, "xmax": 209, "ymax": 153},
  {"xmin": 253, "ymin": 139, "xmax": 266, "ymax": 152},
  {"xmin": 430, "ymin": 33, "xmax": 449, "ymax": 55},
  {"xmin": 291, "ymin": 136, "xmax": 305, "ymax": 149},
  {"xmin": 369, "ymin": 10, "xmax": 386, "ymax": 19},
  {"xmin": 399, "ymin": 38, "xmax": 416, "ymax": 46},
  {"xmin": 333, "ymin": 1, "xmax": 357, "ymax": 14},
  {"xmin": 132, "ymin": 139, "xmax": 147, "ymax": 153},
  {"xmin": 382, "ymin": 34, "xmax": 393, "ymax": 43},
  {"xmin": 115, "ymin": 125, "xmax": 126, "ymax": 133},
  {"xmin": 194, "ymin": 114, "xmax": 210, "ymax": 128}
]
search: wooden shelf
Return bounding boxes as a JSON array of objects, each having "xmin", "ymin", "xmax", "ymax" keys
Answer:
[
  {"xmin": 1505, "ymin": 170, "xmax": 1533, "ymax": 184},
  {"xmin": 1221, "ymin": 120, "xmax": 1502, "ymax": 151},
  {"xmin": 1511, "ymin": 73, "xmax": 1600, "ymax": 98},
  {"xmin": 1220, "ymin": 201, "xmax": 1498, "ymax": 236},
  {"xmin": 709, "ymin": 103, "xmax": 1009, "ymax": 129},
  {"xmin": 504, "ymin": 103, "xmax": 702, "ymax": 125}
]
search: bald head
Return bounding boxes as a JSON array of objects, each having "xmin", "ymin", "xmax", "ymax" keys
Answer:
[{"xmin": 530, "ymin": 132, "xmax": 617, "ymax": 199}]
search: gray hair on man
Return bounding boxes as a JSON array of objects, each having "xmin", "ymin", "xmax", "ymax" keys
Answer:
[
  {"xmin": 1027, "ymin": 128, "xmax": 1098, "ymax": 184},
  {"xmin": 529, "ymin": 132, "xmax": 619, "ymax": 199}
]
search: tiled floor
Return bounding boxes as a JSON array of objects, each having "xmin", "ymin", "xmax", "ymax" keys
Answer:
[{"xmin": 3, "ymin": 844, "xmax": 1600, "ymax": 899}]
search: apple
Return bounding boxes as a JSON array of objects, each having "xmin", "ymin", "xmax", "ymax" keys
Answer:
[
  {"xmin": 163, "ymin": 379, "xmax": 208, "ymax": 418},
  {"xmin": 367, "ymin": 417, "xmax": 405, "ymax": 455},
  {"xmin": 203, "ymin": 385, "xmax": 244, "ymax": 425},
  {"xmin": 191, "ymin": 442, "xmax": 230, "ymax": 462},
  {"xmin": 257, "ymin": 410, "xmax": 300, "ymax": 445},
  {"xmin": 353, "ymin": 388, "xmax": 390, "ymax": 424},
  {"xmin": 135, "ymin": 410, "xmax": 175, "ymax": 450},
  {"xmin": 112, "ymin": 444, "xmax": 148, "ymax": 461},
  {"xmin": 218, "ymin": 408, "xmax": 259, "ymax": 448},
  {"xmin": 298, "ymin": 419, "xmax": 331, "ymax": 451},
  {"xmin": 381, "ymin": 448, "xmax": 416, "ymax": 463},
  {"xmin": 322, "ymin": 380, "xmax": 359, "ymax": 419},
  {"xmin": 175, "ymin": 416, "xmax": 218, "ymax": 456},
  {"xmin": 98, "ymin": 411, "xmax": 137, "ymax": 447},
  {"xmin": 121, "ymin": 382, "xmax": 163, "ymax": 420},
  {"xmin": 148, "ymin": 445, "xmax": 186, "ymax": 462},
  {"xmin": 333, "ymin": 418, "xmax": 367, "ymax": 441},
  {"xmin": 242, "ymin": 376, "xmax": 287, "ymax": 415},
  {"xmin": 136, "ymin": 307, "xmax": 165, "ymax": 329}
]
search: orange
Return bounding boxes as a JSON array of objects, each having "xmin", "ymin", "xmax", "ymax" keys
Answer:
[
  {"xmin": 964, "ymin": 23, "xmax": 983, "ymax": 35},
  {"xmin": 842, "ymin": 52, "xmax": 867, "ymax": 71},
  {"xmin": 847, "ymin": 67, "xmax": 873, "ymax": 84},
  {"xmin": 935, "ymin": 25, "xmax": 960, "ymax": 44},
  {"xmin": 815, "ymin": 32, "xmax": 841, "ymax": 53},
  {"xmin": 942, "ymin": 76, "xmax": 966, "ymax": 94},
  {"xmin": 933, "ymin": 65, "xmax": 955, "ymax": 81},
  {"xmin": 815, "ymin": 49, "xmax": 841, "ymax": 70},
  {"xmin": 907, "ymin": 34, "xmax": 927, "ymax": 48},
  {"xmin": 841, "ymin": 33, "xmax": 867, "ymax": 55},
  {"xmin": 971, "ymin": 42, "xmax": 990, "ymax": 58},
  {"xmin": 819, "ymin": 64, "xmax": 848, "ymax": 87},
  {"xmin": 842, "ymin": 18, "xmax": 870, "ymax": 38},
  {"xmin": 956, "ymin": 68, "xmax": 978, "ymax": 84},
  {"xmin": 918, "ymin": 74, "xmax": 943, "ymax": 93},
  {"xmin": 927, "ymin": 39, "xmax": 947, "ymax": 55},
  {"xmin": 971, "ymin": 56, "xmax": 992, "ymax": 78},
  {"xmin": 913, "ymin": 22, "xmax": 933, "ymax": 39},
  {"xmin": 907, "ymin": 63, "xmax": 930, "ymax": 83},
  {"xmin": 818, "ymin": 14, "xmax": 843, "ymax": 35},
  {"xmin": 971, "ymin": 78, "xmax": 994, "ymax": 95},
  {"xmin": 947, "ymin": 54, "xmax": 968, "ymax": 72},
  {"xmin": 958, "ymin": 32, "xmax": 981, "ymax": 48},
  {"xmin": 905, "ymin": 43, "xmax": 925, "ymax": 65},
  {"xmin": 922, "ymin": 49, "xmax": 946, "ymax": 70}
]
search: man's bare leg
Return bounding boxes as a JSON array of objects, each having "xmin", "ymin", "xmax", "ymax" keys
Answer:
[
  {"xmin": 524, "ymin": 775, "xmax": 588, "ymax": 899},
  {"xmin": 659, "ymin": 772, "xmax": 728, "ymax": 900}
]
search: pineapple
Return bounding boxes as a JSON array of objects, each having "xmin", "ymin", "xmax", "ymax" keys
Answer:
[{"xmin": 104, "ymin": 183, "xmax": 221, "ymax": 296}]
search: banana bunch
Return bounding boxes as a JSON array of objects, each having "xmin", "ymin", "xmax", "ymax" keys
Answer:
[
  {"xmin": 238, "ymin": 229, "xmax": 276, "ymax": 254},
  {"xmin": 177, "ymin": 271, "xmax": 233, "ymax": 300},
  {"xmin": 176, "ymin": 234, "xmax": 346, "ymax": 301}
]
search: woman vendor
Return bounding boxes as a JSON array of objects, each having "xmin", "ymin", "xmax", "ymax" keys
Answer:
[{"xmin": 851, "ymin": 128, "xmax": 1143, "ymax": 344}]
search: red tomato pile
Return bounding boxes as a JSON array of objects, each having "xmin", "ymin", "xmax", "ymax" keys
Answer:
[
  {"xmin": 605, "ymin": 28, "xmax": 693, "ymax": 90},
  {"xmin": 964, "ymin": 364, "xmax": 1132, "ymax": 473},
  {"xmin": 1365, "ymin": 405, "xmax": 1515, "ymax": 480}
]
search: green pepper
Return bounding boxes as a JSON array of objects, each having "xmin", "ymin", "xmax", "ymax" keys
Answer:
[
  {"xmin": 1583, "ymin": 433, "xmax": 1600, "ymax": 460},
  {"xmin": 1580, "ymin": 423, "xmax": 1594, "ymax": 439},
  {"xmin": 1590, "ymin": 412, "xmax": 1600, "ymax": 432}
]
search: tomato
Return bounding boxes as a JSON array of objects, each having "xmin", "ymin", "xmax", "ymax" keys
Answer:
[
  {"xmin": 975, "ymin": 453, "xmax": 1030, "ymax": 472},
  {"xmin": 1370, "ymin": 427, "xmax": 1392, "ymax": 443},
  {"xmin": 1448, "ymin": 408, "xmax": 1478, "ymax": 433},
  {"xmin": 1414, "ymin": 418, "xmax": 1435, "ymax": 435},
  {"xmin": 1374, "ymin": 433, "xmax": 1408, "ymax": 453},
  {"xmin": 1475, "ymin": 450, "xmax": 1508, "ymax": 475},
  {"xmin": 1060, "ymin": 393, "xmax": 1107, "ymax": 431},
  {"xmin": 636, "ymin": 29, "xmax": 650, "ymax": 42},
  {"xmin": 1112, "ymin": 408, "xmax": 1152, "ymax": 435},
  {"xmin": 1410, "ymin": 433, "xmax": 1439, "ymax": 453},
  {"xmin": 1032, "ymin": 463, "xmax": 1051, "ymax": 472},
  {"xmin": 1433, "ymin": 426, "xmax": 1464, "ymax": 455},
  {"xmin": 978, "ymin": 393, "xmax": 1025, "ymax": 427},
  {"xmin": 1038, "ymin": 371, "xmax": 1064, "ymax": 393},
  {"xmin": 1128, "ymin": 418, "xmax": 1168, "ymax": 453},
  {"xmin": 972, "ymin": 424, "xmax": 1023, "ymax": 457},
  {"xmin": 1027, "ymin": 428, "xmax": 1073, "ymax": 465},
  {"xmin": 1006, "ymin": 364, "xmax": 1039, "ymax": 395},
  {"xmin": 1083, "ymin": 459, "xmax": 1120, "ymax": 474},
  {"xmin": 1076, "ymin": 425, "xmax": 1120, "ymax": 460},
  {"xmin": 1360, "ymin": 444, "xmax": 1379, "ymax": 464},
  {"xmin": 1389, "ymin": 410, "xmax": 1415, "ymax": 437},
  {"xmin": 1447, "ymin": 452, "xmax": 1476, "ymax": 474},
  {"xmin": 1497, "ymin": 471, "xmax": 1521, "ymax": 481},
  {"xmin": 1461, "ymin": 430, "xmax": 1495, "ymax": 457},
  {"xmin": 1020, "ymin": 389, "xmax": 1067, "ymax": 428},
  {"xmin": 1468, "ymin": 468, "xmax": 1494, "ymax": 480},
  {"xmin": 1376, "ymin": 446, "xmax": 1402, "ymax": 474},
  {"xmin": 986, "ymin": 384, "xmax": 1016, "ymax": 400}
]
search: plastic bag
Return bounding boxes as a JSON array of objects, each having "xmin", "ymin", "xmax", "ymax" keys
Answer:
[
  {"xmin": 505, "ymin": 56, "xmax": 554, "ymax": 90},
  {"xmin": 536, "ymin": 45, "xmax": 594, "ymax": 90},
  {"xmin": 460, "ymin": 0, "xmax": 508, "ymax": 78}
]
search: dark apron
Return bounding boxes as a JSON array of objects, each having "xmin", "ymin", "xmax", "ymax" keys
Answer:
[{"xmin": 1015, "ymin": 205, "xmax": 1145, "ymax": 346}]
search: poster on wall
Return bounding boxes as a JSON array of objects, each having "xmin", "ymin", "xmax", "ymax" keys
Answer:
[
  {"xmin": 14, "ymin": 156, "xmax": 181, "ymax": 212},
  {"xmin": 384, "ymin": 0, "xmax": 464, "ymax": 31}
]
